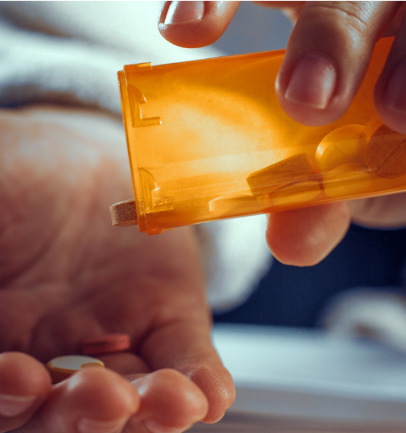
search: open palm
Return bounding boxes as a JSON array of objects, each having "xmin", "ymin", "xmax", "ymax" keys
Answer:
[{"xmin": 0, "ymin": 105, "xmax": 234, "ymax": 433}]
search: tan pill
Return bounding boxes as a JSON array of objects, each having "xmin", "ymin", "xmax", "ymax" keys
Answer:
[
  {"xmin": 46, "ymin": 355, "xmax": 104, "ymax": 384},
  {"xmin": 323, "ymin": 163, "xmax": 372, "ymax": 198},
  {"xmin": 209, "ymin": 192, "xmax": 257, "ymax": 215},
  {"xmin": 316, "ymin": 124, "xmax": 366, "ymax": 173},
  {"xmin": 271, "ymin": 180, "xmax": 321, "ymax": 206},
  {"xmin": 363, "ymin": 117, "xmax": 406, "ymax": 179},
  {"xmin": 247, "ymin": 153, "xmax": 315, "ymax": 197},
  {"xmin": 110, "ymin": 199, "xmax": 138, "ymax": 227}
]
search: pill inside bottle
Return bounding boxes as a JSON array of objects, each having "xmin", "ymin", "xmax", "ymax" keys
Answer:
[{"xmin": 113, "ymin": 37, "xmax": 406, "ymax": 235}]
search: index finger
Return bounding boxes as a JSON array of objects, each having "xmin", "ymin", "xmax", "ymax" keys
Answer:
[{"xmin": 276, "ymin": 1, "xmax": 400, "ymax": 126}]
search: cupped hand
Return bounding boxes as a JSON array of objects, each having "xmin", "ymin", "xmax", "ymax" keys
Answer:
[
  {"xmin": 158, "ymin": 1, "xmax": 406, "ymax": 266},
  {"xmin": 0, "ymin": 105, "xmax": 234, "ymax": 433}
]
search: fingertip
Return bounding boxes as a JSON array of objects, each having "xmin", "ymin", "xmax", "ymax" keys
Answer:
[
  {"xmin": 275, "ymin": 2, "xmax": 398, "ymax": 127},
  {"xmin": 276, "ymin": 53, "xmax": 344, "ymax": 127},
  {"xmin": 40, "ymin": 367, "xmax": 140, "ymax": 432},
  {"xmin": 185, "ymin": 364, "xmax": 235, "ymax": 424},
  {"xmin": 266, "ymin": 203, "xmax": 351, "ymax": 266},
  {"xmin": 132, "ymin": 369, "xmax": 209, "ymax": 429},
  {"xmin": 158, "ymin": 1, "xmax": 240, "ymax": 48},
  {"xmin": 0, "ymin": 352, "xmax": 52, "ymax": 397},
  {"xmin": 159, "ymin": 1, "xmax": 205, "ymax": 26},
  {"xmin": 0, "ymin": 353, "xmax": 51, "ymax": 431},
  {"xmin": 65, "ymin": 368, "xmax": 140, "ymax": 418}
]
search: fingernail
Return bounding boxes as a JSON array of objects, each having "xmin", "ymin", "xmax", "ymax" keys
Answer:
[
  {"xmin": 77, "ymin": 417, "xmax": 127, "ymax": 433},
  {"xmin": 144, "ymin": 419, "xmax": 186, "ymax": 433},
  {"xmin": 285, "ymin": 53, "xmax": 337, "ymax": 109},
  {"xmin": 164, "ymin": 1, "xmax": 204, "ymax": 25},
  {"xmin": 0, "ymin": 393, "xmax": 37, "ymax": 417},
  {"xmin": 384, "ymin": 60, "xmax": 406, "ymax": 115}
]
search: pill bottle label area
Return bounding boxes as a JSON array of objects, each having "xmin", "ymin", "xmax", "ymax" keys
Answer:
[{"xmin": 117, "ymin": 37, "xmax": 405, "ymax": 235}]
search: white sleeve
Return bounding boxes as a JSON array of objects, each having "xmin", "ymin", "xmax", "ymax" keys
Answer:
[{"xmin": 196, "ymin": 216, "xmax": 272, "ymax": 312}]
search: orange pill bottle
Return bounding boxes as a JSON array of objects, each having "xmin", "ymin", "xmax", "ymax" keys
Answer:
[{"xmin": 117, "ymin": 37, "xmax": 405, "ymax": 235}]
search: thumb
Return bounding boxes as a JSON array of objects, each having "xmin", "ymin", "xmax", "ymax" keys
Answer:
[{"xmin": 158, "ymin": 1, "xmax": 240, "ymax": 48}]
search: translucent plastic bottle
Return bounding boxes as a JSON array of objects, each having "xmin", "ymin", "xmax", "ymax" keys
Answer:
[{"xmin": 115, "ymin": 37, "xmax": 406, "ymax": 235}]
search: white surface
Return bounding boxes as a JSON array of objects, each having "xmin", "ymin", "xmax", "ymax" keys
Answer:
[{"xmin": 211, "ymin": 324, "xmax": 406, "ymax": 424}]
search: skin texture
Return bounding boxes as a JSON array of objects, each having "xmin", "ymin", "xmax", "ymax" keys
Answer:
[
  {"xmin": 159, "ymin": 1, "xmax": 406, "ymax": 266},
  {"xmin": 0, "ymin": 105, "xmax": 234, "ymax": 433}
]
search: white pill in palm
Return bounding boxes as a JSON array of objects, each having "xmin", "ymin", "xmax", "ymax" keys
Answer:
[{"xmin": 46, "ymin": 355, "xmax": 104, "ymax": 384}]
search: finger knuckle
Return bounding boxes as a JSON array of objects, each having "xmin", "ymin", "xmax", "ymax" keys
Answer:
[{"xmin": 306, "ymin": 1, "xmax": 376, "ymax": 37}]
